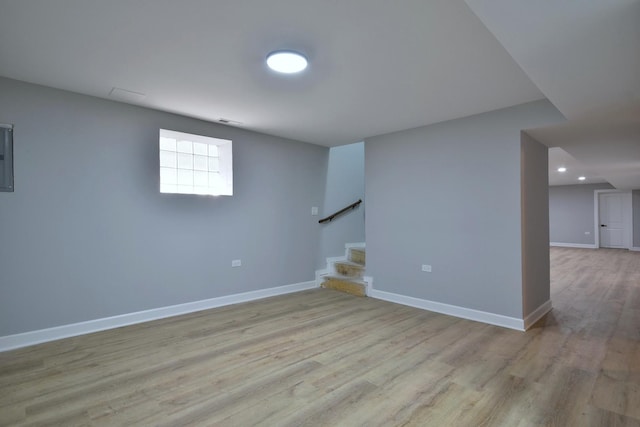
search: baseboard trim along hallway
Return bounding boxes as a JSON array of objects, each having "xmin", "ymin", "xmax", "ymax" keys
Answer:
[
  {"xmin": 550, "ymin": 242, "xmax": 597, "ymax": 249},
  {"xmin": 369, "ymin": 288, "xmax": 532, "ymax": 331},
  {"xmin": 0, "ymin": 281, "xmax": 318, "ymax": 352},
  {"xmin": 523, "ymin": 300, "xmax": 553, "ymax": 330}
]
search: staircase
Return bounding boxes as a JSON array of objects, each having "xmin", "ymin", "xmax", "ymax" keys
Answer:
[{"xmin": 319, "ymin": 246, "xmax": 368, "ymax": 297}]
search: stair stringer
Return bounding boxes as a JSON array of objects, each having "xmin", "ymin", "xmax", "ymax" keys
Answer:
[{"xmin": 315, "ymin": 255, "xmax": 344, "ymax": 287}]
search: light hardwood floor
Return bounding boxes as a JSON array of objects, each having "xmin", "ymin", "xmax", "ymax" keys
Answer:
[{"xmin": 1, "ymin": 248, "xmax": 639, "ymax": 426}]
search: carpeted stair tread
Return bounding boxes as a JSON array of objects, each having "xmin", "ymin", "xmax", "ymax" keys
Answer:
[
  {"xmin": 333, "ymin": 261, "xmax": 365, "ymax": 278},
  {"xmin": 322, "ymin": 274, "xmax": 366, "ymax": 284},
  {"xmin": 321, "ymin": 276, "xmax": 367, "ymax": 297},
  {"xmin": 348, "ymin": 247, "xmax": 366, "ymax": 265}
]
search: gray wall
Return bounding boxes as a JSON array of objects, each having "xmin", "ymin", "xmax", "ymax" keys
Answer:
[
  {"xmin": 319, "ymin": 142, "xmax": 365, "ymax": 265},
  {"xmin": 0, "ymin": 127, "xmax": 11, "ymax": 190},
  {"xmin": 549, "ymin": 183, "xmax": 614, "ymax": 245},
  {"xmin": 634, "ymin": 190, "xmax": 640, "ymax": 248},
  {"xmin": 365, "ymin": 100, "xmax": 564, "ymax": 319},
  {"xmin": 520, "ymin": 132, "xmax": 550, "ymax": 317},
  {"xmin": 0, "ymin": 77, "xmax": 328, "ymax": 336}
]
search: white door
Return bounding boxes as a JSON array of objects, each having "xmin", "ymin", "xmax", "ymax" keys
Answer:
[{"xmin": 598, "ymin": 193, "xmax": 626, "ymax": 248}]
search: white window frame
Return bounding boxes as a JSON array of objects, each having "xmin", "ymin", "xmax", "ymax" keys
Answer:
[{"xmin": 159, "ymin": 129, "xmax": 233, "ymax": 196}]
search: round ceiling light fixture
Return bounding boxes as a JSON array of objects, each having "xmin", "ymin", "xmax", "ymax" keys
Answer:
[
  {"xmin": 578, "ymin": 176, "xmax": 586, "ymax": 181},
  {"xmin": 557, "ymin": 167, "xmax": 567, "ymax": 172},
  {"xmin": 266, "ymin": 50, "xmax": 308, "ymax": 74}
]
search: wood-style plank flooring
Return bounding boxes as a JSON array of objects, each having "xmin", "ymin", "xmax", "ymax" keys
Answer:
[{"xmin": 1, "ymin": 247, "xmax": 639, "ymax": 426}]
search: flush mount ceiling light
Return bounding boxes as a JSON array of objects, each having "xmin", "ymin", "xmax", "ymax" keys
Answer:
[
  {"xmin": 578, "ymin": 176, "xmax": 586, "ymax": 181},
  {"xmin": 266, "ymin": 50, "xmax": 308, "ymax": 74},
  {"xmin": 557, "ymin": 167, "xmax": 567, "ymax": 172}
]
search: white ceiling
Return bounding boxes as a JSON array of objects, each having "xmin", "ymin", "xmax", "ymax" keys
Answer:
[
  {"xmin": 467, "ymin": 0, "xmax": 640, "ymax": 190},
  {"xmin": 0, "ymin": 0, "xmax": 543, "ymax": 146},
  {"xmin": 547, "ymin": 147, "xmax": 608, "ymax": 187},
  {"xmin": 528, "ymin": 112, "xmax": 640, "ymax": 189},
  {"xmin": 0, "ymin": 0, "xmax": 638, "ymax": 188}
]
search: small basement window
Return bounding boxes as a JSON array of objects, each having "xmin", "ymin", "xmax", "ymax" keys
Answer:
[{"xmin": 159, "ymin": 129, "xmax": 232, "ymax": 196}]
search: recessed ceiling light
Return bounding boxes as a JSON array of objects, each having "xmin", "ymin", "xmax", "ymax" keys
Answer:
[
  {"xmin": 266, "ymin": 50, "xmax": 308, "ymax": 74},
  {"xmin": 578, "ymin": 176, "xmax": 586, "ymax": 181},
  {"xmin": 557, "ymin": 167, "xmax": 567, "ymax": 172}
]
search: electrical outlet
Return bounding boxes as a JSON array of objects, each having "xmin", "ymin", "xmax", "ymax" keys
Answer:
[
  {"xmin": 232, "ymin": 259, "xmax": 241, "ymax": 267},
  {"xmin": 311, "ymin": 207, "xmax": 319, "ymax": 216},
  {"xmin": 421, "ymin": 264, "xmax": 432, "ymax": 273}
]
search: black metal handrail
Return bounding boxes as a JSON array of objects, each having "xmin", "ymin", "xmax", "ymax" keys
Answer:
[{"xmin": 318, "ymin": 199, "xmax": 362, "ymax": 224}]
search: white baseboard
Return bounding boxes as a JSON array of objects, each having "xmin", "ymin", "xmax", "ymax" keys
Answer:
[
  {"xmin": 326, "ymin": 256, "xmax": 344, "ymax": 264},
  {"xmin": 369, "ymin": 288, "xmax": 525, "ymax": 331},
  {"xmin": 523, "ymin": 300, "xmax": 552, "ymax": 330},
  {"xmin": 315, "ymin": 268, "xmax": 330, "ymax": 286},
  {"xmin": 550, "ymin": 242, "xmax": 597, "ymax": 249},
  {"xmin": 345, "ymin": 242, "xmax": 365, "ymax": 249},
  {"xmin": 630, "ymin": 247, "xmax": 640, "ymax": 252},
  {"xmin": 362, "ymin": 276, "xmax": 373, "ymax": 296},
  {"xmin": 0, "ymin": 281, "xmax": 318, "ymax": 353}
]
